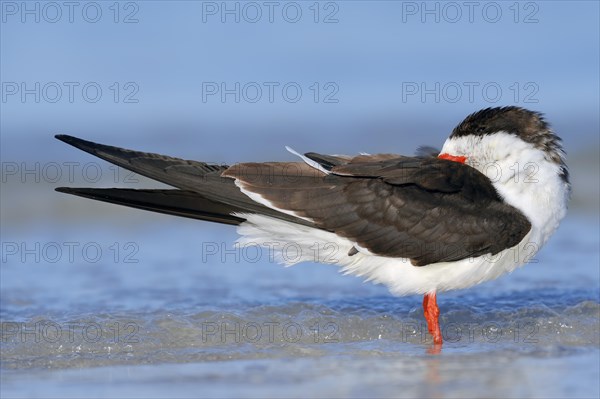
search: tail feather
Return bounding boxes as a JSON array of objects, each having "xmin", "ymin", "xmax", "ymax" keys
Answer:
[
  {"xmin": 55, "ymin": 187, "xmax": 245, "ymax": 225},
  {"xmin": 54, "ymin": 135, "xmax": 314, "ymax": 227}
]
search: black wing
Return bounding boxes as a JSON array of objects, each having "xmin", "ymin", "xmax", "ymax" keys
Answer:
[
  {"xmin": 54, "ymin": 135, "xmax": 314, "ymax": 226},
  {"xmin": 56, "ymin": 187, "xmax": 244, "ymax": 225},
  {"xmin": 223, "ymin": 154, "xmax": 531, "ymax": 266}
]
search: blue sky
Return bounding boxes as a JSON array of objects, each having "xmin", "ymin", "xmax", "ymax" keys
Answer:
[{"xmin": 1, "ymin": 1, "xmax": 599, "ymax": 162}]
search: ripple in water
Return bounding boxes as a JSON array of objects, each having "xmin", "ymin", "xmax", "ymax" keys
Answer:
[{"xmin": 2, "ymin": 294, "xmax": 598, "ymax": 370}]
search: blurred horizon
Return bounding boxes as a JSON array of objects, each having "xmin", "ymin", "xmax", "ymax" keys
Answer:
[{"xmin": 2, "ymin": 0, "xmax": 599, "ymax": 222}]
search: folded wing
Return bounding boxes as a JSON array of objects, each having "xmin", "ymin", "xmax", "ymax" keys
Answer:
[{"xmin": 223, "ymin": 154, "xmax": 531, "ymax": 266}]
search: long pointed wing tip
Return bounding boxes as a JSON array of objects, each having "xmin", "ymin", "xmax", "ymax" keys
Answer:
[
  {"xmin": 55, "ymin": 186, "xmax": 73, "ymax": 194},
  {"xmin": 55, "ymin": 134, "xmax": 106, "ymax": 156},
  {"xmin": 55, "ymin": 134, "xmax": 76, "ymax": 142},
  {"xmin": 55, "ymin": 187, "xmax": 91, "ymax": 196},
  {"xmin": 55, "ymin": 134, "xmax": 91, "ymax": 149}
]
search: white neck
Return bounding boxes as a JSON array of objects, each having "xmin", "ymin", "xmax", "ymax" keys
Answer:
[{"xmin": 441, "ymin": 132, "xmax": 570, "ymax": 245}]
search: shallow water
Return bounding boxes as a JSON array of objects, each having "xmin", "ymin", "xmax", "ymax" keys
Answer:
[{"xmin": 1, "ymin": 212, "xmax": 599, "ymax": 398}]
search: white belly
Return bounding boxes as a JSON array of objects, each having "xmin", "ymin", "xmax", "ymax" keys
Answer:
[{"xmin": 235, "ymin": 213, "xmax": 542, "ymax": 296}]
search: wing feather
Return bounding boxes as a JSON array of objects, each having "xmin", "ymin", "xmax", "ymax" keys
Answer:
[{"xmin": 224, "ymin": 156, "xmax": 531, "ymax": 266}]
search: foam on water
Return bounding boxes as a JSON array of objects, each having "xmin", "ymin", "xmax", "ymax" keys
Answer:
[{"xmin": 1, "ymin": 294, "xmax": 599, "ymax": 370}]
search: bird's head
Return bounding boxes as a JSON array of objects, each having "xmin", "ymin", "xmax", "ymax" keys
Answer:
[{"xmin": 439, "ymin": 107, "xmax": 570, "ymax": 187}]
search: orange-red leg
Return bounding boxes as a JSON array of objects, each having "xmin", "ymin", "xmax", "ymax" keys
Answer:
[{"xmin": 423, "ymin": 292, "xmax": 443, "ymax": 345}]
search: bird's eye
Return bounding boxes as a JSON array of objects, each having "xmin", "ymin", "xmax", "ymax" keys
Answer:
[{"xmin": 476, "ymin": 126, "xmax": 486, "ymax": 133}]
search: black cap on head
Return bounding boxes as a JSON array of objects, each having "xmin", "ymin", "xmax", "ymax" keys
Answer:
[{"xmin": 451, "ymin": 107, "xmax": 549, "ymax": 142}]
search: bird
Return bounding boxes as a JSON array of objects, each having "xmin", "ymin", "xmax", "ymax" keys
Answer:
[{"xmin": 55, "ymin": 106, "xmax": 570, "ymax": 346}]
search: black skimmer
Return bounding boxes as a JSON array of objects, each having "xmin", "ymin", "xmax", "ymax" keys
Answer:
[{"xmin": 55, "ymin": 107, "xmax": 570, "ymax": 345}]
